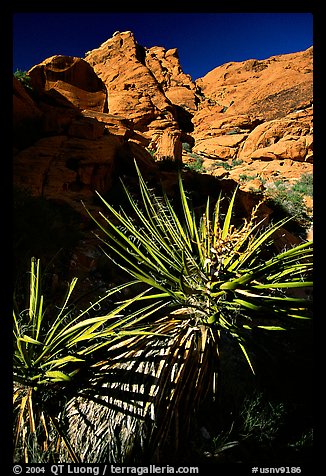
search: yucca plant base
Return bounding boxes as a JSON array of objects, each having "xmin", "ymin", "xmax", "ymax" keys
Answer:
[
  {"xmin": 59, "ymin": 312, "xmax": 220, "ymax": 463},
  {"xmin": 58, "ymin": 320, "xmax": 310, "ymax": 464}
]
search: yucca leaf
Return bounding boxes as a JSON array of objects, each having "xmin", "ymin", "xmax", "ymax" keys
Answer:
[
  {"xmin": 178, "ymin": 173, "xmax": 196, "ymax": 240},
  {"xmin": 213, "ymin": 191, "xmax": 222, "ymax": 249},
  {"xmin": 266, "ymin": 264, "xmax": 312, "ymax": 282},
  {"xmin": 222, "ymin": 186, "xmax": 238, "ymax": 239},
  {"xmin": 234, "ymin": 288, "xmax": 309, "ymax": 303},
  {"xmin": 233, "ymin": 298, "xmax": 262, "ymax": 311},
  {"xmin": 273, "ymin": 239, "xmax": 312, "ymax": 258},
  {"xmin": 221, "ymin": 248, "xmax": 312, "ymax": 290},
  {"xmin": 259, "ymin": 245, "xmax": 313, "ymax": 274},
  {"xmin": 40, "ymin": 355, "xmax": 85, "ymax": 368},
  {"xmin": 28, "ymin": 257, "xmax": 39, "ymax": 322},
  {"xmin": 234, "ymin": 337, "xmax": 255, "ymax": 375},
  {"xmin": 44, "ymin": 370, "xmax": 71, "ymax": 382},
  {"xmin": 35, "ymin": 294, "xmax": 44, "ymax": 342},
  {"xmin": 163, "ymin": 190, "xmax": 193, "ymax": 247},
  {"xmin": 16, "ymin": 340, "xmax": 29, "ymax": 367},
  {"xmin": 256, "ymin": 326, "xmax": 286, "ymax": 330},
  {"xmin": 284, "ymin": 312, "xmax": 311, "ymax": 319},
  {"xmin": 253, "ymin": 281, "xmax": 313, "ymax": 289},
  {"xmin": 134, "ymin": 161, "xmax": 163, "ymax": 226},
  {"xmin": 59, "ymin": 315, "xmax": 114, "ymax": 338},
  {"xmin": 18, "ymin": 336, "xmax": 43, "ymax": 345}
]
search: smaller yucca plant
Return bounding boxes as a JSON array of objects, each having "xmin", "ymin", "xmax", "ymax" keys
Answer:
[{"xmin": 13, "ymin": 257, "xmax": 164, "ymax": 462}]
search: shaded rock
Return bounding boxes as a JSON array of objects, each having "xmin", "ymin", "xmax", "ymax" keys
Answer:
[
  {"xmin": 13, "ymin": 76, "xmax": 43, "ymax": 149},
  {"xmin": 68, "ymin": 116, "xmax": 106, "ymax": 140},
  {"xmin": 81, "ymin": 110, "xmax": 133, "ymax": 138},
  {"xmin": 13, "ymin": 133, "xmax": 124, "ymax": 213}
]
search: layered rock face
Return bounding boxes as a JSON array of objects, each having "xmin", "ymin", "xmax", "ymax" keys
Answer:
[
  {"xmin": 13, "ymin": 31, "xmax": 313, "ymax": 212},
  {"xmin": 190, "ymin": 48, "xmax": 313, "ymax": 190},
  {"xmin": 13, "ymin": 47, "xmax": 157, "ymax": 212}
]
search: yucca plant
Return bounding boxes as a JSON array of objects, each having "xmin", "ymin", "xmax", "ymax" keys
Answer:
[
  {"xmin": 13, "ymin": 257, "xmax": 165, "ymax": 463},
  {"xmin": 81, "ymin": 163, "xmax": 312, "ymax": 461},
  {"xmin": 88, "ymin": 164, "xmax": 312, "ymax": 367}
]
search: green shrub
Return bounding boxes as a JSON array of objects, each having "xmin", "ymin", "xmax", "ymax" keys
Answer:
[
  {"xmin": 239, "ymin": 173, "xmax": 259, "ymax": 181},
  {"xmin": 182, "ymin": 142, "xmax": 193, "ymax": 153},
  {"xmin": 231, "ymin": 159, "xmax": 243, "ymax": 167},
  {"xmin": 291, "ymin": 173, "xmax": 313, "ymax": 196},
  {"xmin": 239, "ymin": 392, "xmax": 286, "ymax": 442},
  {"xmin": 202, "ymin": 390, "xmax": 312, "ymax": 461},
  {"xmin": 265, "ymin": 174, "xmax": 313, "ymax": 228},
  {"xmin": 14, "ymin": 69, "xmax": 33, "ymax": 91},
  {"xmin": 184, "ymin": 153, "xmax": 204, "ymax": 172}
]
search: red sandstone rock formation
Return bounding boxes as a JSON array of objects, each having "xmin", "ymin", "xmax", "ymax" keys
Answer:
[
  {"xmin": 192, "ymin": 48, "xmax": 312, "ymax": 157},
  {"xmin": 28, "ymin": 55, "xmax": 108, "ymax": 112},
  {"xmin": 84, "ymin": 31, "xmax": 197, "ymax": 160},
  {"xmin": 13, "ymin": 32, "xmax": 313, "ymax": 213},
  {"xmin": 188, "ymin": 48, "xmax": 313, "ymax": 194}
]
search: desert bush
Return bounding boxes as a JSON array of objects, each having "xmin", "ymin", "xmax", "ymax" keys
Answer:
[
  {"xmin": 14, "ymin": 69, "xmax": 33, "ymax": 91},
  {"xmin": 265, "ymin": 174, "xmax": 313, "ymax": 230}
]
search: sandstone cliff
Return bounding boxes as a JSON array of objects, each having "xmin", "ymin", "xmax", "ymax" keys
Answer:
[
  {"xmin": 190, "ymin": 47, "xmax": 313, "ymax": 192},
  {"xmin": 13, "ymin": 31, "xmax": 313, "ymax": 218}
]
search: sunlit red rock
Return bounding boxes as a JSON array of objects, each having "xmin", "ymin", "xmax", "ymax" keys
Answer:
[
  {"xmin": 13, "ymin": 32, "xmax": 313, "ymax": 217},
  {"xmin": 28, "ymin": 55, "xmax": 108, "ymax": 112}
]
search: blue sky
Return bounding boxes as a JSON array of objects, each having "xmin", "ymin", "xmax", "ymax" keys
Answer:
[{"xmin": 12, "ymin": 12, "xmax": 313, "ymax": 81}]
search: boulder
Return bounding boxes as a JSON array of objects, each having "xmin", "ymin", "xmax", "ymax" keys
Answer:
[
  {"xmin": 195, "ymin": 47, "xmax": 312, "ymax": 121},
  {"xmin": 239, "ymin": 111, "xmax": 313, "ymax": 162},
  {"xmin": 28, "ymin": 55, "xmax": 108, "ymax": 112}
]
